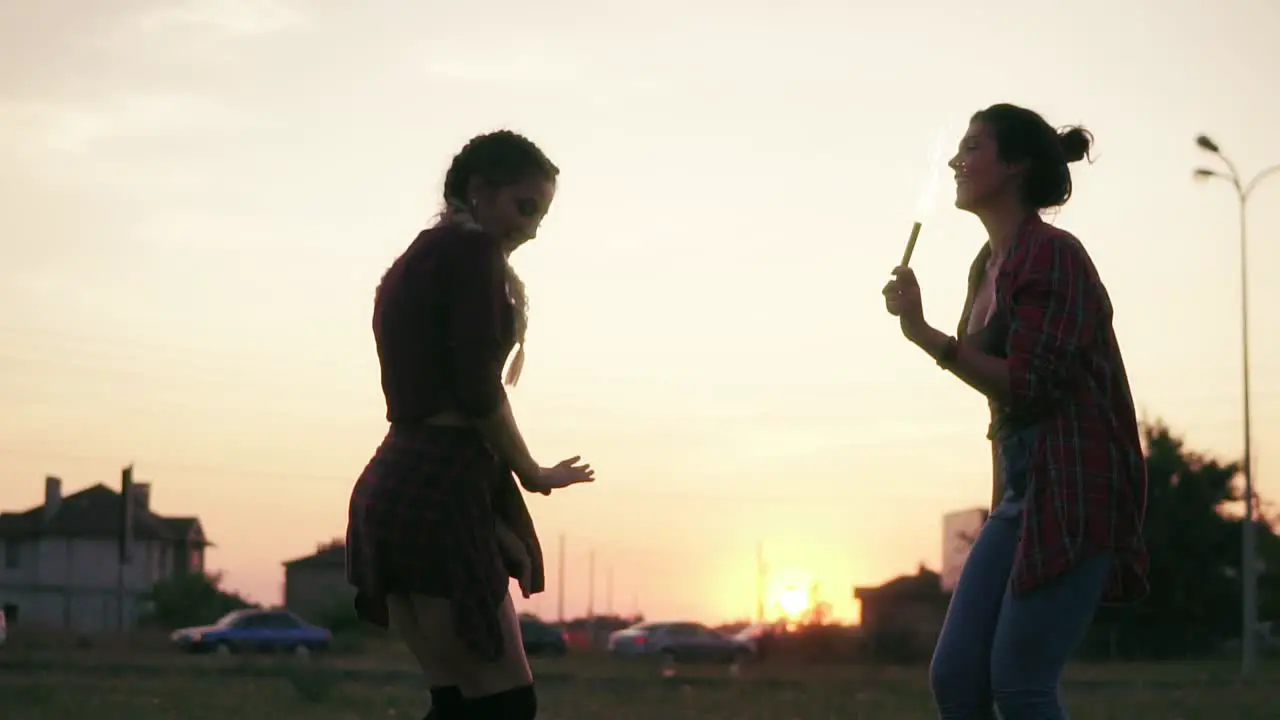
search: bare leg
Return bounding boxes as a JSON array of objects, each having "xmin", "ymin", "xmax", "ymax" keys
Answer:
[
  {"xmin": 401, "ymin": 591, "xmax": 532, "ymax": 696},
  {"xmin": 387, "ymin": 594, "xmax": 465, "ymax": 718}
]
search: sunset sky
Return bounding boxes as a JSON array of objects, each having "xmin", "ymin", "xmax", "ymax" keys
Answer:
[{"xmin": 2, "ymin": 0, "xmax": 1278, "ymax": 625}]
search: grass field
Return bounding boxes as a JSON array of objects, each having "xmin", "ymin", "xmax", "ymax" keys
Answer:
[{"xmin": 3, "ymin": 649, "xmax": 1278, "ymax": 719}]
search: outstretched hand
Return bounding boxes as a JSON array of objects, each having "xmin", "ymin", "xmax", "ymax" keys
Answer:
[{"xmin": 524, "ymin": 456, "xmax": 595, "ymax": 495}]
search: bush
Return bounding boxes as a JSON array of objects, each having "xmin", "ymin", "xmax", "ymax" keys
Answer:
[
  {"xmin": 864, "ymin": 629, "xmax": 931, "ymax": 665},
  {"xmin": 142, "ymin": 572, "xmax": 256, "ymax": 630},
  {"xmin": 315, "ymin": 603, "xmax": 363, "ymax": 635}
]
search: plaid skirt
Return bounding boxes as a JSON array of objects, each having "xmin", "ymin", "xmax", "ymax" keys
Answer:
[{"xmin": 345, "ymin": 423, "xmax": 544, "ymax": 662}]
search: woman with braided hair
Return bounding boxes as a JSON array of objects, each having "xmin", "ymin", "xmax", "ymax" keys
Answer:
[{"xmin": 346, "ymin": 130, "xmax": 594, "ymax": 719}]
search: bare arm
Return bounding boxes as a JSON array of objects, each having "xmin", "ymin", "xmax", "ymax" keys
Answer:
[
  {"xmin": 912, "ymin": 234, "xmax": 1099, "ymax": 407},
  {"xmin": 447, "ymin": 231, "xmax": 540, "ymax": 489},
  {"xmin": 917, "ymin": 235, "xmax": 1102, "ymax": 512},
  {"xmin": 910, "ymin": 325, "xmax": 1011, "ymax": 404},
  {"xmin": 476, "ymin": 401, "xmax": 540, "ymax": 489}
]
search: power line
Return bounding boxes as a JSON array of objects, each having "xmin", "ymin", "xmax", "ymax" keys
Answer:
[
  {"xmin": 0, "ymin": 444, "xmax": 969, "ymax": 506},
  {"xmin": 556, "ymin": 534, "xmax": 565, "ymax": 624},
  {"xmin": 2, "ymin": 327, "xmax": 1275, "ymax": 508},
  {"xmin": 4, "ymin": 326, "xmax": 1279, "ymax": 404},
  {"xmin": 0, "ymin": 325, "xmax": 282, "ymax": 358}
]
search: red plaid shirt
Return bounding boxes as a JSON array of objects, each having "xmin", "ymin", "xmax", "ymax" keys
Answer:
[{"xmin": 982, "ymin": 215, "xmax": 1149, "ymax": 603}]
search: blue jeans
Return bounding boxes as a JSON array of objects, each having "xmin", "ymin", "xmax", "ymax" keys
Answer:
[{"xmin": 929, "ymin": 429, "xmax": 1112, "ymax": 719}]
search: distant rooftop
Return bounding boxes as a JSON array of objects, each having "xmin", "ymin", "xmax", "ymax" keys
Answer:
[
  {"xmin": 0, "ymin": 483, "xmax": 208, "ymax": 544},
  {"xmin": 283, "ymin": 542, "xmax": 345, "ymax": 568}
]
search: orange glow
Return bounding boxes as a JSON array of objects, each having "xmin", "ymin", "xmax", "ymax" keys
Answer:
[
  {"xmin": 778, "ymin": 586, "xmax": 810, "ymax": 619},
  {"xmin": 1, "ymin": 2, "xmax": 1276, "ymax": 629}
]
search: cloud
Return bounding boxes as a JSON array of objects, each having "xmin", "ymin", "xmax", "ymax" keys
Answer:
[
  {"xmin": 0, "ymin": 93, "xmax": 255, "ymax": 155},
  {"xmin": 0, "ymin": 2, "xmax": 304, "ymax": 109},
  {"xmin": 125, "ymin": 0, "xmax": 306, "ymax": 37},
  {"xmin": 421, "ymin": 55, "xmax": 583, "ymax": 87}
]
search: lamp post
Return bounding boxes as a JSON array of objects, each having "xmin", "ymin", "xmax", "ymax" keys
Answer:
[{"xmin": 1193, "ymin": 134, "xmax": 1280, "ymax": 678}]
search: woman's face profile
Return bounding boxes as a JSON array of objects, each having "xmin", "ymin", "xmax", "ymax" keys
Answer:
[
  {"xmin": 949, "ymin": 121, "xmax": 1020, "ymax": 213},
  {"xmin": 476, "ymin": 176, "xmax": 556, "ymax": 249}
]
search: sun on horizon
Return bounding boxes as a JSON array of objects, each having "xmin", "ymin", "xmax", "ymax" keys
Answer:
[{"xmin": 777, "ymin": 586, "xmax": 811, "ymax": 620}]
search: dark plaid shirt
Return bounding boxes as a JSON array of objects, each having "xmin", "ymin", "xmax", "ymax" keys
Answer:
[
  {"xmin": 967, "ymin": 215, "xmax": 1149, "ymax": 603},
  {"xmin": 352, "ymin": 222, "xmax": 546, "ymax": 647},
  {"xmin": 375, "ymin": 223, "xmax": 513, "ymax": 423}
]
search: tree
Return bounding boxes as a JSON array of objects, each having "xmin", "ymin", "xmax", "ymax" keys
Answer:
[
  {"xmin": 143, "ymin": 571, "xmax": 257, "ymax": 630},
  {"xmin": 801, "ymin": 582, "xmax": 834, "ymax": 626},
  {"xmin": 1092, "ymin": 421, "xmax": 1280, "ymax": 659},
  {"xmin": 952, "ymin": 421, "xmax": 1280, "ymax": 658}
]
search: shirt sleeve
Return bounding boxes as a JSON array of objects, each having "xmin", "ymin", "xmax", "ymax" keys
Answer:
[
  {"xmin": 444, "ymin": 229, "xmax": 509, "ymax": 418},
  {"xmin": 1005, "ymin": 234, "xmax": 1099, "ymax": 416}
]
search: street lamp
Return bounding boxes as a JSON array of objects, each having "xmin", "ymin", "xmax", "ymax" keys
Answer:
[{"xmin": 1193, "ymin": 133, "xmax": 1280, "ymax": 678}]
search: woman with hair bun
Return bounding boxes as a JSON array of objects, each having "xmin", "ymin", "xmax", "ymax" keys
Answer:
[
  {"xmin": 882, "ymin": 104, "xmax": 1148, "ymax": 719},
  {"xmin": 346, "ymin": 130, "xmax": 594, "ymax": 719}
]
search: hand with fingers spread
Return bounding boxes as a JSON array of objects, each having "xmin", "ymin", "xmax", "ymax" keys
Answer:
[
  {"xmin": 882, "ymin": 266, "xmax": 929, "ymax": 342},
  {"xmin": 522, "ymin": 456, "xmax": 595, "ymax": 495}
]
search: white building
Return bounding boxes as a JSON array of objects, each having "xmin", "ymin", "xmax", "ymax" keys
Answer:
[
  {"xmin": 940, "ymin": 507, "xmax": 988, "ymax": 592},
  {"xmin": 0, "ymin": 476, "xmax": 211, "ymax": 633}
]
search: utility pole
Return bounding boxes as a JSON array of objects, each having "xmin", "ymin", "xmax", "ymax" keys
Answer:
[
  {"xmin": 755, "ymin": 541, "xmax": 766, "ymax": 623},
  {"xmin": 586, "ymin": 550, "xmax": 597, "ymax": 650},
  {"xmin": 606, "ymin": 566, "xmax": 614, "ymax": 615},
  {"xmin": 587, "ymin": 550, "xmax": 596, "ymax": 618},
  {"xmin": 556, "ymin": 534, "xmax": 565, "ymax": 624},
  {"xmin": 1193, "ymin": 135, "xmax": 1280, "ymax": 678},
  {"xmin": 117, "ymin": 465, "xmax": 134, "ymax": 633}
]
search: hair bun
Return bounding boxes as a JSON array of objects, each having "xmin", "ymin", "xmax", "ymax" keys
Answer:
[{"xmin": 1058, "ymin": 126, "xmax": 1094, "ymax": 164}]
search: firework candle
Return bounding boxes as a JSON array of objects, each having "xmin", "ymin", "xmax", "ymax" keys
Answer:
[{"xmin": 900, "ymin": 129, "xmax": 949, "ymax": 267}]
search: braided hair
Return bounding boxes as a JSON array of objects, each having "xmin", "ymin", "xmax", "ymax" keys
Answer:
[{"xmin": 437, "ymin": 130, "xmax": 558, "ymax": 386}]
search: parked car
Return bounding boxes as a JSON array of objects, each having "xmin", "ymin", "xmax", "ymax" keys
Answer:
[
  {"xmin": 732, "ymin": 622, "xmax": 783, "ymax": 657},
  {"xmin": 562, "ymin": 626, "xmax": 592, "ymax": 651},
  {"xmin": 519, "ymin": 615, "xmax": 568, "ymax": 658},
  {"xmin": 170, "ymin": 608, "xmax": 331, "ymax": 656},
  {"xmin": 608, "ymin": 621, "xmax": 750, "ymax": 664}
]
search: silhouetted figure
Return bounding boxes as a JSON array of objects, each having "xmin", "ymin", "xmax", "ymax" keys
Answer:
[
  {"xmin": 345, "ymin": 131, "xmax": 594, "ymax": 720},
  {"xmin": 883, "ymin": 104, "xmax": 1148, "ymax": 719}
]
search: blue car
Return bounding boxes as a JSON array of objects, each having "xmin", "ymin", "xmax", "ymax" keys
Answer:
[{"xmin": 170, "ymin": 609, "xmax": 332, "ymax": 656}]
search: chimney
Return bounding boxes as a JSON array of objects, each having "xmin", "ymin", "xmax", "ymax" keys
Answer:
[
  {"xmin": 43, "ymin": 475, "xmax": 62, "ymax": 522},
  {"xmin": 131, "ymin": 482, "xmax": 151, "ymax": 512}
]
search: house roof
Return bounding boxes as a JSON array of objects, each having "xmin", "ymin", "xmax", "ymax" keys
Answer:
[
  {"xmin": 283, "ymin": 543, "xmax": 345, "ymax": 568},
  {"xmin": 0, "ymin": 483, "xmax": 209, "ymax": 544},
  {"xmin": 853, "ymin": 567, "xmax": 942, "ymax": 601}
]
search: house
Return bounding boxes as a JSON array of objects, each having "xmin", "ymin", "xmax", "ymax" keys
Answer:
[
  {"xmin": 0, "ymin": 476, "xmax": 211, "ymax": 633},
  {"xmin": 941, "ymin": 507, "xmax": 989, "ymax": 592},
  {"xmin": 283, "ymin": 540, "xmax": 353, "ymax": 624},
  {"xmin": 854, "ymin": 565, "xmax": 948, "ymax": 661}
]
